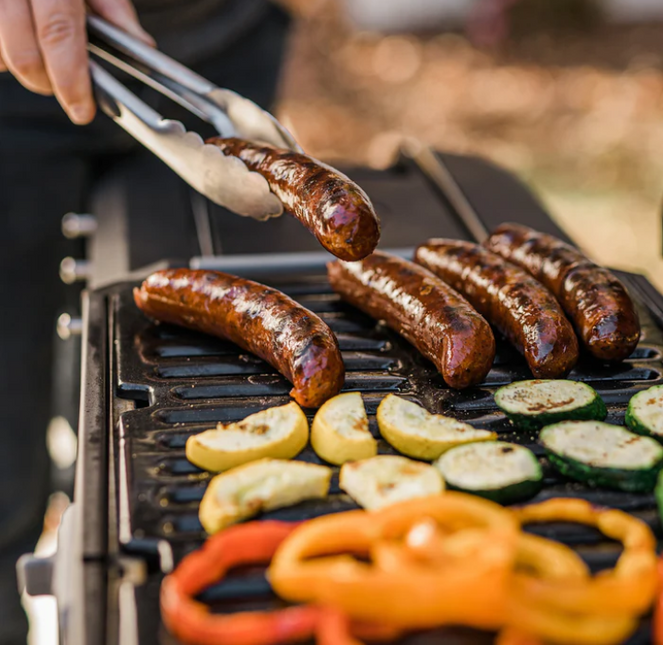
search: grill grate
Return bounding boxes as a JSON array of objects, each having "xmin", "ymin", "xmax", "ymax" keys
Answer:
[{"xmin": 111, "ymin": 271, "xmax": 663, "ymax": 644}]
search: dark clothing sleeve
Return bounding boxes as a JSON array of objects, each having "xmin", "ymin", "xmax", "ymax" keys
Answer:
[{"xmin": 135, "ymin": 0, "xmax": 271, "ymax": 67}]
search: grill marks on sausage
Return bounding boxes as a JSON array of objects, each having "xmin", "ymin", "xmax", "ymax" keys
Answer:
[
  {"xmin": 207, "ymin": 137, "xmax": 380, "ymax": 261},
  {"xmin": 327, "ymin": 252, "xmax": 495, "ymax": 389},
  {"xmin": 485, "ymin": 223, "xmax": 640, "ymax": 362},
  {"xmin": 415, "ymin": 240, "xmax": 579, "ymax": 378},
  {"xmin": 134, "ymin": 269, "xmax": 344, "ymax": 408}
]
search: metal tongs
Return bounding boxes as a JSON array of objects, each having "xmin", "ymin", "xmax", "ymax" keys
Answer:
[{"xmin": 87, "ymin": 16, "xmax": 301, "ymax": 220}]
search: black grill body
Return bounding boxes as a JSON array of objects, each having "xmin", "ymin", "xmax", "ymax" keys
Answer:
[{"xmin": 71, "ymin": 154, "xmax": 663, "ymax": 645}]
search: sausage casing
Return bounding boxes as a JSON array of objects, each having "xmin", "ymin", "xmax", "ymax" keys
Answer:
[
  {"xmin": 134, "ymin": 269, "xmax": 345, "ymax": 408},
  {"xmin": 415, "ymin": 239, "xmax": 579, "ymax": 378},
  {"xmin": 485, "ymin": 223, "xmax": 640, "ymax": 362},
  {"xmin": 208, "ymin": 137, "xmax": 380, "ymax": 261},
  {"xmin": 327, "ymin": 252, "xmax": 495, "ymax": 389}
]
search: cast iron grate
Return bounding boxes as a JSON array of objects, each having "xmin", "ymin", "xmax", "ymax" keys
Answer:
[{"xmin": 112, "ymin": 271, "xmax": 663, "ymax": 644}]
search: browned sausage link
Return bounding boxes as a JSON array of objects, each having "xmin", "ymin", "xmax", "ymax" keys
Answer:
[
  {"xmin": 134, "ymin": 269, "xmax": 345, "ymax": 408},
  {"xmin": 327, "ymin": 252, "xmax": 495, "ymax": 389},
  {"xmin": 207, "ymin": 137, "xmax": 380, "ymax": 261},
  {"xmin": 485, "ymin": 223, "xmax": 640, "ymax": 362},
  {"xmin": 415, "ymin": 240, "xmax": 580, "ymax": 378}
]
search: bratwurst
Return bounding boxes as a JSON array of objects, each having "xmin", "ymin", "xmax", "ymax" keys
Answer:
[
  {"xmin": 327, "ymin": 252, "xmax": 495, "ymax": 389},
  {"xmin": 485, "ymin": 223, "xmax": 640, "ymax": 362},
  {"xmin": 415, "ymin": 239, "xmax": 579, "ymax": 378},
  {"xmin": 134, "ymin": 269, "xmax": 345, "ymax": 408},
  {"xmin": 208, "ymin": 137, "xmax": 380, "ymax": 261}
]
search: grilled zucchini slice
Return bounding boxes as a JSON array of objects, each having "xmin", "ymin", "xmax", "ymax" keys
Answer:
[
  {"xmin": 540, "ymin": 421, "xmax": 663, "ymax": 492},
  {"xmin": 376, "ymin": 394, "xmax": 496, "ymax": 460},
  {"xmin": 199, "ymin": 458, "xmax": 332, "ymax": 534},
  {"xmin": 434, "ymin": 441, "xmax": 542, "ymax": 504},
  {"xmin": 495, "ymin": 380, "xmax": 607, "ymax": 431},
  {"xmin": 311, "ymin": 392, "xmax": 377, "ymax": 465},
  {"xmin": 339, "ymin": 455, "xmax": 444, "ymax": 510},
  {"xmin": 626, "ymin": 385, "xmax": 663, "ymax": 441},
  {"xmin": 186, "ymin": 402, "xmax": 309, "ymax": 472}
]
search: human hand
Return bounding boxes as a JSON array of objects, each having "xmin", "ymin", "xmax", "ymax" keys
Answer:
[{"xmin": 0, "ymin": 0, "xmax": 153, "ymax": 124}]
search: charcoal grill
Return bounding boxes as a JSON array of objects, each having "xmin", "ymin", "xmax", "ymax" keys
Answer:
[{"xmin": 19, "ymin": 150, "xmax": 663, "ymax": 645}]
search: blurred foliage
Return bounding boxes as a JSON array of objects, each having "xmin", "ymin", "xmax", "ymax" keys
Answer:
[{"xmin": 277, "ymin": 0, "xmax": 663, "ymax": 286}]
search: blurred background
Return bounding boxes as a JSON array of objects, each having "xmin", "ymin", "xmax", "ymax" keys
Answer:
[{"xmin": 275, "ymin": 0, "xmax": 663, "ymax": 288}]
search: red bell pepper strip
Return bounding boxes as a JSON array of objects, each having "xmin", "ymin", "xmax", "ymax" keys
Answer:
[{"xmin": 160, "ymin": 520, "xmax": 385, "ymax": 645}]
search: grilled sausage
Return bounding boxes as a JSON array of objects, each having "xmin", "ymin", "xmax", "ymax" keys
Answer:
[
  {"xmin": 134, "ymin": 269, "xmax": 344, "ymax": 408},
  {"xmin": 327, "ymin": 252, "xmax": 495, "ymax": 389},
  {"xmin": 415, "ymin": 239, "xmax": 579, "ymax": 378},
  {"xmin": 207, "ymin": 137, "xmax": 380, "ymax": 261},
  {"xmin": 485, "ymin": 223, "xmax": 640, "ymax": 362}
]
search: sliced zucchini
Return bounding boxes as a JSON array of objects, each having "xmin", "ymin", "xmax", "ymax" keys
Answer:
[
  {"xmin": 434, "ymin": 441, "xmax": 542, "ymax": 504},
  {"xmin": 339, "ymin": 455, "xmax": 444, "ymax": 510},
  {"xmin": 186, "ymin": 402, "xmax": 309, "ymax": 472},
  {"xmin": 376, "ymin": 394, "xmax": 496, "ymax": 460},
  {"xmin": 311, "ymin": 392, "xmax": 377, "ymax": 465},
  {"xmin": 199, "ymin": 458, "xmax": 332, "ymax": 535},
  {"xmin": 540, "ymin": 421, "xmax": 663, "ymax": 492},
  {"xmin": 495, "ymin": 380, "xmax": 607, "ymax": 431},
  {"xmin": 626, "ymin": 385, "xmax": 663, "ymax": 441}
]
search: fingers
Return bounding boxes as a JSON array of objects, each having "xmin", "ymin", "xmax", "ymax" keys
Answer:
[
  {"xmin": 0, "ymin": 0, "xmax": 53, "ymax": 94},
  {"xmin": 31, "ymin": 0, "xmax": 95, "ymax": 123},
  {"xmin": 88, "ymin": 0, "xmax": 154, "ymax": 45},
  {"xmin": 0, "ymin": 0, "xmax": 153, "ymax": 123}
]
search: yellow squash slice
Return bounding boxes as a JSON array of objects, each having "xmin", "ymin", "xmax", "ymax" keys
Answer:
[
  {"xmin": 199, "ymin": 458, "xmax": 332, "ymax": 534},
  {"xmin": 339, "ymin": 455, "xmax": 444, "ymax": 510},
  {"xmin": 377, "ymin": 394, "xmax": 496, "ymax": 460},
  {"xmin": 311, "ymin": 392, "xmax": 378, "ymax": 465},
  {"xmin": 186, "ymin": 402, "xmax": 309, "ymax": 472}
]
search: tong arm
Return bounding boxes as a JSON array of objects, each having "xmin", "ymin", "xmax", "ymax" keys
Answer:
[
  {"xmin": 87, "ymin": 16, "xmax": 300, "ymax": 151},
  {"xmin": 89, "ymin": 60, "xmax": 283, "ymax": 220}
]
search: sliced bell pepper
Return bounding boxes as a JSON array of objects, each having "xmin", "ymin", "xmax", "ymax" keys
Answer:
[
  {"xmin": 501, "ymin": 498, "xmax": 656, "ymax": 645},
  {"xmin": 505, "ymin": 598, "xmax": 638, "ymax": 645},
  {"xmin": 514, "ymin": 532, "xmax": 588, "ymax": 580},
  {"xmin": 163, "ymin": 495, "xmax": 656, "ymax": 645},
  {"xmin": 495, "ymin": 627, "xmax": 543, "ymax": 645},
  {"xmin": 161, "ymin": 520, "xmax": 365, "ymax": 645},
  {"xmin": 512, "ymin": 498, "xmax": 658, "ymax": 615},
  {"xmin": 269, "ymin": 493, "xmax": 519, "ymax": 630}
]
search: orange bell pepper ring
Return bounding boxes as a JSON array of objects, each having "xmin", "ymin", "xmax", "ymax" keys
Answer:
[
  {"xmin": 512, "ymin": 498, "xmax": 658, "ymax": 615},
  {"xmin": 504, "ymin": 498, "xmax": 656, "ymax": 645},
  {"xmin": 495, "ymin": 627, "xmax": 543, "ymax": 645},
  {"xmin": 269, "ymin": 493, "xmax": 519, "ymax": 630}
]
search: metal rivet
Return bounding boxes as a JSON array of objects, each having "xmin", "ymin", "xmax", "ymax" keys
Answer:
[
  {"xmin": 56, "ymin": 313, "xmax": 83, "ymax": 340},
  {"xmin": 59, "ymin": 257, "xmax": 91, "ymax": 284},
  {"xmin": 61, "ymin": 213, "xmax": 98, "ymax": 239}
]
